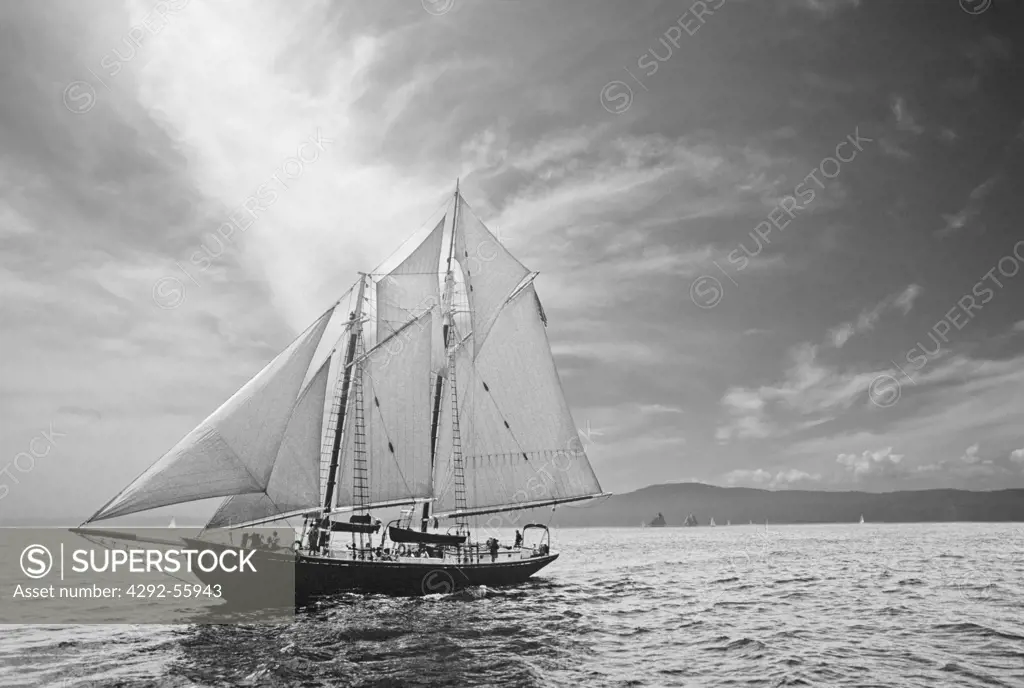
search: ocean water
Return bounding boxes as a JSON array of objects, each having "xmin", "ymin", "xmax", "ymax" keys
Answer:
[{"xmin": 1, "ymin": 523, "xmax": 1022, "ymax": 687}]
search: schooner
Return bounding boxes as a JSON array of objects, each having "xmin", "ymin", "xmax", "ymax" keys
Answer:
[{"xmin": 82, "ymin": 184, "xmax": 607, "ymax": 598}]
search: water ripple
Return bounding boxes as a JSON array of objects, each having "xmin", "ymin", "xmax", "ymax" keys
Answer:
[{"xmin": 2, "ymin": 523, "xmax": 1023, "ymax": 686}]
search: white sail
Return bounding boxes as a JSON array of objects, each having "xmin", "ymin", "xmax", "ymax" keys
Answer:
[
  {"xmin": 453, "ymin": 197, "xmax": 529, "ymax": 353},
  {"xmin": 333, "ymin": 311, "xmax": 436, "ymax": 509},
  {"xmin": 87, "ymin": 308, "xmax": 335, "ymax": 522},
  {"xmin": 302, "ymin": 289, "xmax": 356, "ymax": 391},
  {"xmin": 376, "ymin": 217, "xmax": 444, "ymax": 341},
  {"xmin": 205, "ymin": 357, "xmax": 332, "ymax": 528},
  {"xmin": 433, "ymin": 284, "xmax": 604, "ymax": 517}
]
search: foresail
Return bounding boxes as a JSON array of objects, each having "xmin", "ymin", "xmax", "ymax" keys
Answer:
[
  {"xmin": 205, "ymin": 357, "xmax": 332, "ymax": 529},
  {"xmin": 87, "ymin": 308, "xmax": 335, "ymax": 523},
  {"xmin": 433, "ymin": 285, "xmax": 603, "ymax": 517},
  {"xmin": 334, "ymin": 312, "xmax": 436, "ymax": 509},
  {"xmin": 453, "ymin": 197, "xmax": 529, "ymax": 354},
  {"xmin": 376, "ymin": 216, "xmax": 444, "ymax": 341}
]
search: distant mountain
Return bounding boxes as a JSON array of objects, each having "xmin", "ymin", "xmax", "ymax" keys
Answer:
[
  {"xmin": 551, "ymin": 483, "xmax": 1024, "ymax": 526},
  {"xmin": 6, "ymin": 483, "xmax": 1024, "ymax": 529}
]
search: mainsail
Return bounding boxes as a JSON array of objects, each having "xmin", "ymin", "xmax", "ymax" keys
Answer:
[
  {"xmin": 432, "ymin": 283, "xmax": 603, "ymax": 518},
  {"xmin": 87, "ymin": 307, "xmax": 336, "ymax": 523},
  {"xmin": 332, "ymin": 311, "xmax": 436, "ymax": 510}
]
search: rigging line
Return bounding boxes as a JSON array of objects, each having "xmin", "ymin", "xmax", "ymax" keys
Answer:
[
  {"xmin": 373, "ymin": 291, "xmax": 440, "ymax": 324},
  {"xmin": 343, "ymin": 308, "xmax": 438, "ymax": 372}
]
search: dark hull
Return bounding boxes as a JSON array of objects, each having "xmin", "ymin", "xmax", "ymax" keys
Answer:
[
  {"xmin": 184, "ymin": 539, "xmax": 557, "ymax": 604},
  {"xmin": 295, "ymin": 551, "xmax": 558, "ymax": 600}
]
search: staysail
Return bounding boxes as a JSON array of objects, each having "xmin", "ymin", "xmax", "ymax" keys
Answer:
[
  {"xmin": 204, "ymin": 356, "xmax": 332, "ymax": 528},
  {"xmin": 86, "ymin": 307, "xmax": 335, "ymax": 523},
  {"xmin": 376, "ymin": 216, "xmax": 445, "ymax": 342},
  {"xmin": 432, "ymin": 283, "xmax": 604, "ymax": 518},
  {"xmin": 332, "ymin": 311, "xmax": 436, "ymax": 510}
]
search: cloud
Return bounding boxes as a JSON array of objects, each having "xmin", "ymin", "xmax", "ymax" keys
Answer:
[
  {"xmin": 1011, "ymin": 448, "xmax": 1024, "ymax": 464},
  {"xmin": 937, "ymin": 175, "xmax": 1000, "ymax": 237},
  {"xmin": 723, "ymin": 468, "xmax": 773, "ymax": 486},
  {"xmin": 828, "ymin": 283, "xmax": 921, "ymax": 348},
  {"xmin": 722, "ymin": 468, "xmax": 822, "ymax": 489},
  {"xmin": 836, "ymin": 447, "xmax": 905, "ymax": 480},
  {"xmin": 716, "ymin": 388, "xmax": 774, "ymax": 442},
  {"xmin": 960, "ymin": 443, "xmax": 981, "ymax": 465},
  {"xmin": 891, "ymin": 95, "xmax": 924, "ymax": 135},
  {"xmin": 716, "ymin": 342, "xmax": 880, "ymax": 443},
  {"xmin": 789, "ymin": 0, "xmax": 862, "ymax": 15},
  {"xmin": 879, "ymin": 138, "xmax": 913, "ymax": 161},
  {"xmin": 638, "ymin": 404, "xmax": 685, "ymax": 414},
  {"xmin": 777, "ymin": 354, "xmax": 1024, "ymax": 489}
]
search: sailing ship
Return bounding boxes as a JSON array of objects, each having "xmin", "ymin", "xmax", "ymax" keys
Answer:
[
  {"xmin": 709, "ymin": 517, "xmax": 716, "ymax": 527},
  {"xmin": 646, "ymin": 512, "xmax": 666, "ymax": 527},
  {"xmin": 80, "ymin": 184, "xmax": 608, "ymax": 599},
  {"xmin": 859, "ymin": 514, "xmax": 865, "ymax": 524}
]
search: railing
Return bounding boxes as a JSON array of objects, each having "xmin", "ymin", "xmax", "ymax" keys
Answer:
[{"xmin": 303, "ymin": 542, "xmax": 541, "ymax": 563}]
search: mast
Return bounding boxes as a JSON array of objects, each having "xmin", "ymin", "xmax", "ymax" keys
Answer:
[
  {"xmin": 322, "ymin": 275, "xmax": 367, "ymax": 515},
  {"xmin": 424, "ymin": 181, "xmax": 459, "ymax": 531}
]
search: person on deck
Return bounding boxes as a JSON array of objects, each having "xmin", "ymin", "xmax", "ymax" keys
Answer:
[
  {"xmin": 270, "ymin": 531, "xmax": 280, "ymax": 550},
  {"xmin": 489, "ymin": 537, "xmax": 499, "ymax": 562},
  {"xmin": 514, "ymin": 530, "xmax": 523, "ymax": 548}
]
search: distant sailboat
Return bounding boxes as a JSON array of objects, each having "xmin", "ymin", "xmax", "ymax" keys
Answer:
[
  {"xmin": 709, "ymin": 517, "xmax": 716, "ymax": 527},
  {"xmin": 78, "ymin": 184, "xmax": 609, "ymax": 599},
  {"xmin": 726, "ymin": 519, "xmax": 731, "ymax": 526},
  {"xmin": 646, "ymin": 513, "xmax": 666, "ymax": 527},
  {"xmin": 860, "ymin": 514, "xmax": 865, "ymax": 524}
]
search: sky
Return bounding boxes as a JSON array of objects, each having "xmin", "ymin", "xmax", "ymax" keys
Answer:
[{"xmin": 1, "ymin": 0, "xmax": 1023, "ymax": 522}]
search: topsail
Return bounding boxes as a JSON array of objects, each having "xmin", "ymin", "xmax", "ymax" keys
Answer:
[{"xmin": 453, "ymin": 197, "xmax": 530, "ymax": 353}]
